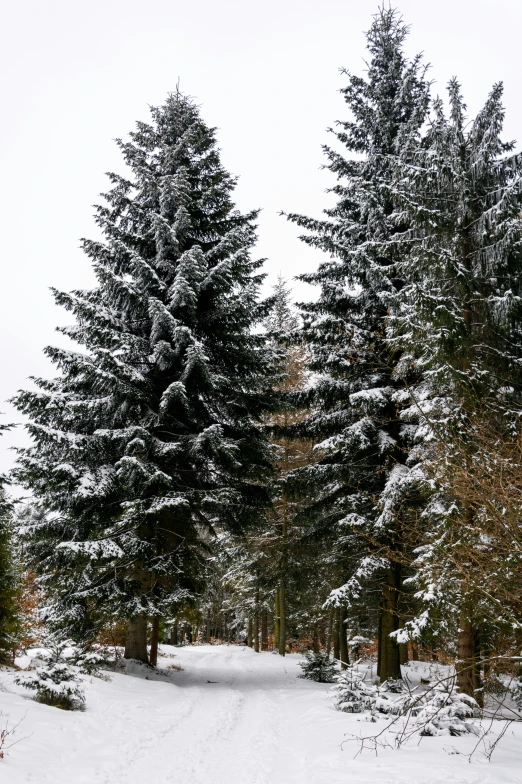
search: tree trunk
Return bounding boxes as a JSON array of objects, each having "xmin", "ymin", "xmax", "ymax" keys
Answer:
[
  {"xmin": 170, "ymin": 620, "xmax": 178, "ymax": 646},
  {"xmin": 278, "ymin": 583, "xmax": 286, "ymax": 656},
  {"xmin": 274, "ymin": 592, "xmax": 280, "ymax": 651},
  {"xmin": 125, "ymin": 614, "xmax": 149, "ymax": 663},
  {"xmin": 149, "ymin": 616, "xmax": 160, "ymax": 667},
  {"xmin": 333, "ymin": 608, "xmax": 340, "ymax": 661},
  {"xmin": 378, "ymin": 566, "xmax": 402, "ymax": 681},
  {"xmin": 473, "ymin": 628, "xmax": 483, "ymax": 708},
  {"xmin": 339, "ymin": 608, "xmax": 349, "ymax": 670},
  {"xmin": 326, "ymin": 608, "xmax": 334, "ymax": 658},
  {"xmin": 261, "ymin": 611, "xmax": 268, "ymax": 651},
  {"xmin": 398, "ymin": 619, "xmax": 408, "ymax": 665},
  {"xmin": 456, "ymin": 602, "xmax": 475, "ymax": 698},
  {"xmin": 254, "ymin": 612, "xmax": 260, "ymax": 653},
  {"xmin": 247, "ymin": 617, "xmax": 253, "ymax": 648},
  {"xmin": 313, "ymin": 622, "xmax": 320, "ymax": 653}
]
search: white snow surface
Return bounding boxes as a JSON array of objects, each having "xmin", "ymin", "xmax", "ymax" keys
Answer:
[{"xmin": 1, "ymin": 645, "xmax": 521, "ymax": 783}]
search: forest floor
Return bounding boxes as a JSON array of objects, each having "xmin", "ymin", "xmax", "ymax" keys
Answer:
[{"xmin": 1, "ymin": 644, "xmax": 521, "ymax": 783}]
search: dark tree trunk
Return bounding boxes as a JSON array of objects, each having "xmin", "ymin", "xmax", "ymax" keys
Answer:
[
  {"xmin": 339, "ymin": 608, "xmax": 349, "ymax": 670},
  {"xmin": 398, "ymin": 619, "xmax": 408, "ymax": 665},
  {"xmin": 125, "ymin": 614, "xmax": 149, "ymax": 663},
  {"xmin": 326, "ymin": 608, "xmax": 334, "ymax": 658},
  {"xmin": 254, "ymin": 612, "xmax": 260, "ymax": 653},
  {"xmin": 170, "ymin": 620, "xmax": 178, "ymax": 646},
  {"xmin": 333, "ymin": 608, "xmax": 340, "ymax": 661},
  {"xmin": 247, "ymin": 617, "xmax": 253, "ymax": 647},
  {"xmin": 149, "ymin": 617, "xmax": 160, "ymax": 667},
  {"xmin": 278, "ymin": 583, "xmax": 286, "ymax": 656},
  {"xmin": 378, "ymin": 566, "xmax": 402, "ymax": 681},
  {"xmin": 254, "ymin": 588, "xmax": 260, "ymax": 652},
  {"xmin": 274, "ymin": 592, "xmax": 280, "ymax": 650},
  {"xmin": 457, "ymin": 601, "xmax": 475, "ymax": 698},
  {"xmin": 473, "ymin": 628, "xmax": 483, "ymax": 707},
  {"xmin": 313, "ymin": 622, "xmax": 320, "ymax": 653},
  {"xmin": 261, "ymin": 611, "xmax": 268, "ymax": 651}
]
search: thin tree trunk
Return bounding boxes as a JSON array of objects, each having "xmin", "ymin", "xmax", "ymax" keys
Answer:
[
  {"xmin": 313, "ymin": 622, "xmax": 320, "ymax": 653},
  {"xmin": 278, "ymin": 502, "xmax": 288, "ymax": 657},
  {"xmin": 333, "ymin": 608, "xmax": 340, "ymax": 661},
  {"xmin": 125, "ymin": 614, "xmax": 149, "ymax": 663},
  {"xmin": 326, "ymin": 608, "xmax": 334, "ymax": 658},
  {"xmin": 473, "ymin": 628, "xmax": 483, "ymax": 708},
  {"xmin": 339, "ymin": 608, "xmax": 349, "ymax": 670},
  {"xmin": 261, "ymin": 611, "xmax": 268, "ymax": 651},
  {"xmin": 254, "ymin": 613, "xmax": 260, "ymax": 652},
  {"xmin": 278, "ymin": 583, "xmax": 286, "ymax": 656},
  {"xmin": 274, "ymin": 593, "xmax": 280, "ymax": 650},
  {"xmin": 170, "ymin": 620, "xmax": 178, "ymax": 646},
  {"xmin": 247, "ymin": 617, "xmax": 253, "ymax": 648},
  {"xmin": 149, "ymin": 616, "xmax": 160, "ymax": 667}
]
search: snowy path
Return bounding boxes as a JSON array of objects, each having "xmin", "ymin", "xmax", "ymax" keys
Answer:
[{"xmin": 2, "ymin": 645, "xmax": 521, "ymax": 783}]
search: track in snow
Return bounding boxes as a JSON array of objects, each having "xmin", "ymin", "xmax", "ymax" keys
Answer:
[{"xmin": 2, "ymin": 645, "xmax": 521, "ymax": 784}]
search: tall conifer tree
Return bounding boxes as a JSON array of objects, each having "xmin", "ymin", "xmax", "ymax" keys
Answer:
[
  {"xmin": 389, "ymin": 80, "xmax": 522, "ymax": 693},
  {"xmin": 286, "ymin": 7, "xmax": 430, "ymax": 679},
  {"xmin": 14, "ymin": 92, "xmax": 275, "ymax": 662}
]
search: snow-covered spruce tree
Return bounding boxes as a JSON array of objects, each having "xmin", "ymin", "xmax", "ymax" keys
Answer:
[
  {"xmin": 285, "ymin": 7, "xmax": 430, "ymax": 680},
  {"xmin": 331, "ymin": 664, "xmax": 379, "ymax": 713},
  {"xmin": 299, "ymin": 650, "xmax": 337, "ymax": 682},
  {"xmin": 13, "ymin": 92, "xmax": 275, "ymax": 663},
  {"xmin": 389, "ymin": 81, "xmax": 522, "ymax": 694},
  {"xmin": 15, "ymin": 634, "xmax": 85, "ymax": 710}
]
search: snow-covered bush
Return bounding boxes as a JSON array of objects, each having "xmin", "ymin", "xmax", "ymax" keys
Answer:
[
  {"xmin": 412, "ymin": 682, "xmax": 479, "ymax": 736},
  {"xmin": 68, "ymin": 645, "xmax": 112, "ymax": 677},
  {"xmin": 298, "ymin": 650, "xmax": 337, "ymax": 683},
  {"xmin": 381, "ymin": 678, "xmax": 406, "ymax": 694},
  {"xmin": 331, "ymin": 664, "xmax": 480, "ymax": 738},
  {"xmin": 15, "ymin": 637, "xmax": 85, "ymax": 710},
  {"xmin": 331, "ymin": 664, "xmax": 379, "ymax": 712}
]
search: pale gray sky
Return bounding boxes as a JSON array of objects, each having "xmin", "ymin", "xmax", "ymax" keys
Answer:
[{"xmin": 1, "ymin": 0, "xmax": 521, "ymax": 477}]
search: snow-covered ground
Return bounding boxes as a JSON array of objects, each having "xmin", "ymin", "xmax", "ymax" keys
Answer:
[{"xmin": 1, "ymin": 645, "xmax": 521, "ymax": 783}]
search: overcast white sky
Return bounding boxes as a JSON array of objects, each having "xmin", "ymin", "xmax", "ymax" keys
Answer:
[{"xmin": 1, "ymin": 0, "xmax": 521, "ymax": 478}]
